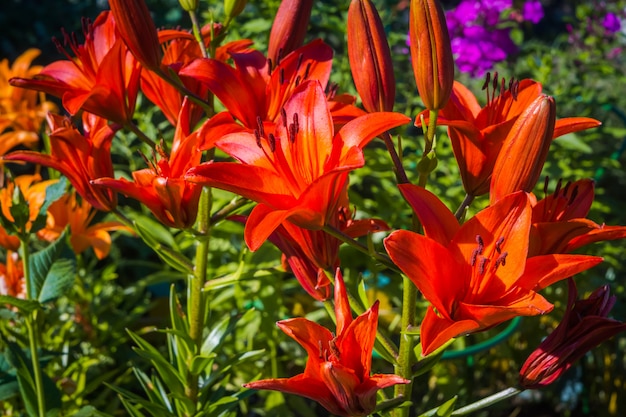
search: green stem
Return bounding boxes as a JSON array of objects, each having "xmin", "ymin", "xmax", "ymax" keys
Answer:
[
  {"xmin": 393, "ymin": 276, "xmax": 416, "ymax": 417},
  {"xmin": 188, "ymin": 10, "xmax": 209, "ymax": 58},
  {"xmin": 321, "ymin": 225, "xmax": 399, "ymax": 273},
  {"xmin": 210, "ymin": 197, "xmax": 250, "ymax": 225},
  {"xmin": 185, "ymin": 187, "xmax": 212, "ymax": 409},
  {"xmin": 381, "ymin": 132, "xmax": 410, "ymax": 184},
  {"xmin": 451, "ymin": 387, "xmax": 522, "ymax": 415},
  {"xmin": 20, "ymin": 239, "xmax": 46, "ymax": 417},
  {"xmin": 125, "ymin": 122, "xmax": 157, "ymax": 148},
  {"xmin": 454, "ymin": 193, "xmax": 475, "ymax": 222}
]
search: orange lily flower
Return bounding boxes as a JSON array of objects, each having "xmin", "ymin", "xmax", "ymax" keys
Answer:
[
  {"xmin": 384, "ymin": 184, "xmax": 603, "ymax": 356},
  {"xmin": 528, "ymin": 178, "xmax": 626, "ymax": 256},
  {"xmin": 37, "ymin": 191, "xmax": 129, "ymax": 259},
  {"xmin": 186, "ymin": 80, "xmax": 410, "ymax": 250},
  {"xmin": 0, "ymin": 225, "xmax": 19, "ymax": 251},
  {"xmin": 0, "ymin": 251, "xmax": 25, "ymax": 299},
  {"xmin": 0, "ymin": 174, "xmax": 58, "ymax": 235},
  {"xmin": 3, "ymin": 112, "xmax": 118, "ymax": 212},
  {"xmin": 244, "ymin": 270, "xmax": 408, "ymax": 417},
  {"xmin": 520, "ymin": 279, "xmax": 626, "ymax": 388},
  {"xmin": 427, "ymin": 77, "xmax": 600, "ymax": 197},
  {"xmin": 93, "ymin": 99, "xmax": 206, "ymax": 229},
  {"xmin": 179, "ymin": 39, "xmax": 364, "ymax": 135},
  {"xmin": 9, "ymin": 11, "xmax": 141, "ymax": 125},
  {"xmin": 267, "ymin": 201, "xmax": 389, "ymax": 301},
  {"xmin": 0, "ymin": 48, "xmax": 57, "ymax": 156},
  {"xmin": 141, "ymin": 24, "xmax": 252, "ymax": 126}
]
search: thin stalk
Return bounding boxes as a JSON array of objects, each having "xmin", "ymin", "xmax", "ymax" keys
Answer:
[
  {"xmin": 451, "ymin": 387, "xmax": 522, "ymax": 415},
  {"xmin": 188, "ymin": 10, "xmax": 208, "ymax": 58},
  {"xmin": 185, "ymin": 187, "xmax": 212, "ymax": 408},
  {"xmin": 125, "ymin": 122, "xmax": 157, "ymax": 148},
  {"xmin": 210, "ymin": 197, "xmax": 250, "ymax": 225},
  {"xmin": 381, "ymin": 132, "xmax": 409, "ymax": 184},
  {"xmin": 321, "ymin": 225, "xmax": 399, "ymax": 273},
  {"xmin": 454, "ymin": 193, "xmax": 475, "ymax": 222},
  {"xmin": 20, "ymin": 239, "xmax": 46, "ymax": 417}
]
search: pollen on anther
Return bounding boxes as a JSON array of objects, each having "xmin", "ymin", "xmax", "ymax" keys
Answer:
[
  {"xmin": 254, "ymin": 129, "xmax": 262, "ymax": 148},
  {"xmin": 495, "ymin": 237, "xmax": 504, "ymax": 254},
  {"xmin": 281, "ymin": 108, "xmax": 288, "ymax": 129},
  {"xmin": 268, "ymin": 133, "xmax": 277, "ymax": 152}
]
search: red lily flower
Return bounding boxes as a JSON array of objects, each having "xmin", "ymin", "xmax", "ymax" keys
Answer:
[
  {"xmin": 179, "ymin": 39, "xmax": 364, "ymax": 134},
  {"xmin": 244, "ymin": 270, "xmax": 409, "ymax": 417},
  {"xmin": 3, "ymin": 112, "xmax": 118, "ymax": 212},
  {"xmin": 93, "ymin": 99, "xmax": 206, "ymax": 229},
  {"xmin": 186, "ymin": 80, "xmax": 410, "ymax": 250},
  {"xmin": 267, "ymin": 200, "xmax": 389, "ymax": 301},
  {"xmin": 425, "ymin": 78, "xmax": 600, "ymax": 197},
  {"xmin": 384, "ymin": 184, "xmax": 603, "ymax": 356},
  {"xmin": 9, "ymin": 11, "xmax": 141, "ymax": 125},
  {"xmin": 528, "ymin": 178, "xmax": 626, "ymax": 256},
  {"xmin": 520, "ymin": 279, "xmax": 626, "ymax": 388}
]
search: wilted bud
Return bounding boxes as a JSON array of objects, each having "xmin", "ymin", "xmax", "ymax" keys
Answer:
[
  {"xmin": 520, "ymin": 280, "xmax": 626, "ymax": 389},
  {"xmin": 409, "ymin": 0, "xmax": 454, "ymax": 111},
  {"xmin": 490, "ymin": 95, "xmax": 556, "ymax": 204},
  {"xmin": 347, "ymin": 0, "xmax": 395, "ymax": 112},
  {"xmin": 224, "ymin": 0, "xmax": 247, "ymax": 24},
  {"xmin": 109, "ymin": 0, "xmax": 162, "ymax": 71},
  {"xmin": 179, "ymin": 0, "xmax": 198, "ymax": 12},
  {"xmin": 267, "ymin": 0, "xmax": 314, "ymax": 64}
]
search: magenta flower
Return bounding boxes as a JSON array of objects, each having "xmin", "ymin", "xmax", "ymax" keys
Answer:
[
  {"xmin": 603, "ymin": 12, "xmax": 621, "ymax": 35},
  {"xmin": 522, "ymin": 0, "xmax": 544, "ymax": 24}
]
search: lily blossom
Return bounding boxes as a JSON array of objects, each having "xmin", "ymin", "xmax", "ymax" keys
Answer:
[
  {"xmin": 384, "ymin": 184, "xmax": 603, "ymax": 356},
  {"xmin": 37, "ymin": 191, "xmax": 130, "ymax": 260},
  {"xmin": 180, "ymin": 39, "xmax": 334, "ymax": 131},
  {"xmin": 186, "ymin": 80, "xmax": 409, "ymax": 250},
  {"xmin": 93, "ymin": 99, "xmax": 206, "ymax": 229},
  {"xmin": 267, "ymin": 201, "xmax": 389, "ymax": 301},
  {"xmin": 0, "ymin": 48, "xmax": 58, "ymax": 156},
  {"xmin": 0, "ymin": 251, "xmax": 25, "ymax": 299},
  {"xmin": 520, "ymin": 279, "xmax": 626, "ymax": 388},
  {"xmin": 528, "ymin": 178, "xmax": 626, "ymax": 256},
  {"xmin": 426, "ymin": 77, "xmax": 600, "ymax": 197},
  {"xmin": 3, "ymin": 112, "xmax": 118, "ymax": 212},
  {"xmin": 9, "ymin": 11, "xmax": 141, "ymax": 125},
  {"xmin": 0, "ymin": 174, "xmax": 58, "ymax": 234},
  {"xmin": 244, "ymin": 269, "xmax": 409, "ymax": 416}
]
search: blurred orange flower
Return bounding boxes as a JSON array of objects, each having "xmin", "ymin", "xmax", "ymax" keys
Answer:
[
  {"xmin": 0, "ymin": 251, "xmax": 25, "ymax": 298},
  {"xmin": 0, "ymin": 174, "xmax": 58, "ymax": 234},
  {"xmin": 0, "ymin": 49, "xmax": 57, "ymax": 156},
  {"xmin": 38, "ymin": 191, "xmax": 129, "ymax": 259}
]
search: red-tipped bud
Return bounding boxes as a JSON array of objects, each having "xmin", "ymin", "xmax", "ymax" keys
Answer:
[
  {"xmin": 409, "ymin": 0, "xmax": 454, "ymax": 111},
  {"xmin": 109, "ymin": 0, "xmax": 162, "ymax": 71},
  {"xmin": 267, "ymin": 0, "xmax": 314, "ymax": 64},
  {"xmin": 347, "ymin": 0, "xmax": 395, "ymax": 112},
  {"xmin": 490, "ymin": 95, "xmax": 556, "ymax": 204}
]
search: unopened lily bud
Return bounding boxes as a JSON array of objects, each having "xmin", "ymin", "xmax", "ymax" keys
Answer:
[
  {"xmin": 490, "ymin": 95, "xmax": 556, "ymax": 204},
  {"xmin": 347, "ymin": 0, "xmax": 395, "ymax": 113},
  {"xmin": 224, "ymin": 0, "xmax": 247, "ymax": 24},
  {"xmin": 179, "ymin": 0, "xmax": 198, "ymax": 12},
  {"xmin": 109, "ymin": 0, "xmax": 162, "ymax": 71},
  {"xmin": 267, "ymin": 0, "xmax": 314, "ymax": 64},
  {"xmin": 409, "ymin": 0, "xmax": 454, "ymax": 111}
]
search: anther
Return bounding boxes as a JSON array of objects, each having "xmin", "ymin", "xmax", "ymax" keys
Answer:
[
  {"xmin": 276, "ymin": 48, "xmax": 283, "ymax": 65},
  {"xmin": 294, "ymin": 74, "xmax": 301, "ymax": 87},
  {"xmin": 476, "ymin": 235, "xmax": 484, "ymax": 250},
  {"xmin": 256, "ymin": 116, "xmax": 265, "ymax": 137},
  {"xmin": 554, "ymin": 178, "xmax": 563, "ymax": 197},
  {"xmin": 494, "ymin": 252, "xmax": 508, "ymax": 269},
  {"xmin": 268, "ymin": 133, "xmax": 276, "ymax": 152},
  {"xmin": 562, "ymin": 180, "xmax": 571, "ymax": 197},
  {"xmin": 254, "ymin": 129, "xmax": 262, "ymax": 148},
  {"xmin": 303, "ymin": 62, "xmax": 311, "ymax": 80},
  {"xmin": 281, "ymin": 108, "xmax": 287, "ymax": 129},
  {"xmin": 288, "ymin": 124, "xmax": 297, "ymax": 143},
  {"xmin": 293, "ymin": 113, "xmax": 299, "ymax": 133},
  {"xmin": 543, "ymin": 175, "xmax": 550, "ymax": 196},
  {"xmin": 569, "ymin": 186, "xmax": 579, "ymax": 205},
  {"xmin": 295, "ymin": 53, "xmax": 304, "ymax": 72},
  {"xmin": 279, "ymin": 68, "xmax": 285, "ymax": 85},
  {"xmin": 318, "ymin": 340, "xmax": 324, "ymax": 359},
  {"xmin": 329, "ymin": 338, "xmax": 340, "ymax": 359},
  {"xmin": 478, "ymin": 257, "xmax": 489, "ymax": 275},
  {"xmin": 495, "ymin": 237, "xmax": 504, "ymax": 254},
  {"xmin": 267, "ymin": 58, "xmax": 273, "ymax": 75},
  {"xmin": 482, "ymin": 72, "xmax": 491, "ymax": 91}
]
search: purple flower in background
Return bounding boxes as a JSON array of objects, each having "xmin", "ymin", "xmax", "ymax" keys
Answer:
[
  {"xmin": 603, "ymin": 12, "xmax": 621, "ymax": 35},
  {"xmin": 522, "ymin": 0, "xmax": 544, "ymax": 24}
]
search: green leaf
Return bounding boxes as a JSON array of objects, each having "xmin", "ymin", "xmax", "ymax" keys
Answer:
[
  {"xmin": 3, "ymin": 341, "xmax": 37, "ymax": 417},
  {"xmin": 554, "ymin": 132, "xmax": 593, "ymax": 153},
  {"xmin": 133, "ymin": 220, "xmax": 193, "ymax": 274},
  {"xmin": 126, "ymin": 330, "xmax": 186, "ymax": 397},
  {"xmin": 0, "ymin": 376, "xmax": 19, "ymax": 401},
  {"xmin": 0, "ymin": 295, "xmax": 40, "ymax": 313},
  {"xmin": 73, "ymin": 405, "xmax": 116, "ymax": 417},
  {"xmin": 189, "ymin": 354, "xmax": 215, "ymax": 376},
  {"xmin": 38, "ymin": 177, "xmax": 68, "ymax": 216},
  {"xmin": 28, "ymin": 228, "xmax": 69, "ymax": 298},
  {"xmin": 418, "ymin": 396, "xmax": 457, "ymax": 417},
  {"xmin": 38, "ymin": 259, "xmax": 76, "ymax": 304}
]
